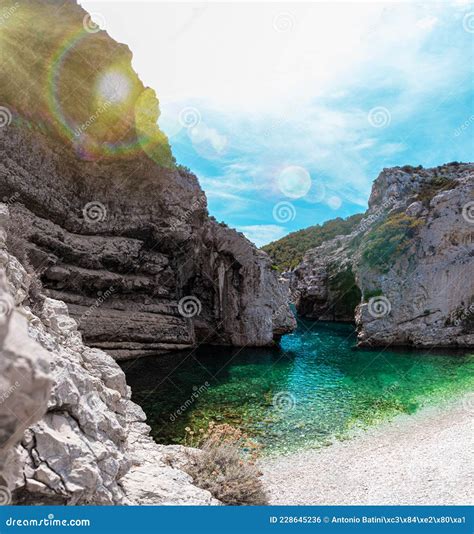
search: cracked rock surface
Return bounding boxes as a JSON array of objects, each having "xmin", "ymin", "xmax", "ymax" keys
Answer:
[{"xmin": 0, "ymin": 204, "xmax": 217, "ymax": 505}]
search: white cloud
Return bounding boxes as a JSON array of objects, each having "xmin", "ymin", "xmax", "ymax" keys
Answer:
[
  {"xmin": 80, "ymin": 2, "xmax": 460, "ymax": 111},
  {"xmin": 236, "ymin": 224, "xmax": 287, "ymax": 248},
  {"xmin": 416, "ymin": 15, "xmax": 439, "ymax": 30},
  {"xmin": 80, "ymin": 0, "xmax": 471, "ymax": 220}
]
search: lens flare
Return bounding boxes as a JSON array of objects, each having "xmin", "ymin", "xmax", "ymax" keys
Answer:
[
  {"xmin": 97, "ymin": 71, "xmax": 131, "ymax": 104},
  {"xmin": 277, "ymin": 166, "xmax": 311, "ymax": 199},
  {"xmin": 45, "ymin": 28, "xmax": 172, "ymax": 166}
]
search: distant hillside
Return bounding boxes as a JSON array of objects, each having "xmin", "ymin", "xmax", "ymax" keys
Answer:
[{"xmin": 262, "ymin": 213, "xmax": 364, "ymax": 272}]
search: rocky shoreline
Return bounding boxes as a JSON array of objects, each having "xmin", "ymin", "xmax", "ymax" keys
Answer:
[
  {"xmin": 262, "ymin": 394, "xmax": 474, "ymax": 505},
  {"xmin": 1, "ymin": 0, "xmax": 472, "ymax": 509},
  {"xmin": 292, "ymin": 163, "xmax": 474, "ymax": 348}
]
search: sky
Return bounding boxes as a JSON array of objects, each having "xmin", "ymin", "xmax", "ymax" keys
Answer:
[{"xmin": 81, "ymin": 0, "xmax": 474, "ymax": 247}]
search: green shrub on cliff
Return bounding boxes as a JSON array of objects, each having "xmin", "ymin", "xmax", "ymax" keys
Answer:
[
  {"xmin": 262, "ymin": 213, "xmax": 364, "ymax": 271},
  {"xmin": 416, "ymin": 175, "xmax": 456, "ymax": 205},
  {"xmin": 361, "ymin": 212, "xmax": 423, "ymax": 271}
]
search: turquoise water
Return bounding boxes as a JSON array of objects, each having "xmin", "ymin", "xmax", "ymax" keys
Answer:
[{"xmin": 121, "ymin": 319, "xmax": 473, "ymax": 455}]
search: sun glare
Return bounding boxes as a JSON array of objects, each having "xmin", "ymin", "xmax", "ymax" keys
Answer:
[{"xmin": 97, "ymin": 70, "xmax": 131, "ymax": 104}]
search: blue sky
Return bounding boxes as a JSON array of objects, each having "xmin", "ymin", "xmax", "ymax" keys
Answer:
[{"xmin": 82, "ymin": 1, "xmax": 474, "ymax": 246}]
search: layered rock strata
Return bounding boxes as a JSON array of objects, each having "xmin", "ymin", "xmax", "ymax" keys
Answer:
[
  {"xmin": 0, "ymin": 0, "xmax": 295, "ymax": 361},
  {"xmin": 0, "ymin": 203, "xmax": 217, "ymax": 504}
]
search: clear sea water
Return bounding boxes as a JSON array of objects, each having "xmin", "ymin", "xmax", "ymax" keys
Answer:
[{"xmin": 121, "ymin": 318, "xmax": 473, "ymax": 456}]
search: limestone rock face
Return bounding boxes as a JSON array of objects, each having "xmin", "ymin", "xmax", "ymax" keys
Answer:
[
  {"xmin": 292, "ymin": 164, "xmax": 474, "ymax": 347},
  {"xmin": 0, "ymin": 265, "xmax": 51, "ymax": 501},
  {"xmin": 0, "ymin": 0, "xmax": 295, "ymax": 361},
  {"xmin": 0, "ymin": 204, "xmax": 217, "ymax": 504}
]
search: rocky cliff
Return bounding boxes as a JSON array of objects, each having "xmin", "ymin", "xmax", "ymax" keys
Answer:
[
  {"xmin": 293, "ymin": 163, "xmax": 474, "ymax": 347},
  {"xmin": 0, "ymin": 203, "xmax": 218, "ymax": 504},
  {"xmin": 0, "ymin": 0, "xmax": 293, "ymax": 505},
  {"xmin": 0, "ymin": 0, "xmax": 295, "ymax": 361}
]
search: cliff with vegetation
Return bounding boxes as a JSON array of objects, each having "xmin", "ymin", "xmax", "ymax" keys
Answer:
[
  {"xmin": 0, "ymin": 0, "xmax": 295, "ymax": 360},
  {"xmin": 262, "ymin": 214, "xmax": 364, "ymax": 272},
  {"xmin": 0, "ymin": 0, "xmax": 292, "ymax": 504},
  {"xmin": 292, "ymin": 163, "xmax": 474, "ymax": 347}
]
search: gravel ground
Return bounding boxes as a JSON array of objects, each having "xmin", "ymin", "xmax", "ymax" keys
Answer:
[{"xmin": 261, "ymin": 396, "xmax": 474, "ymax": 505}]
